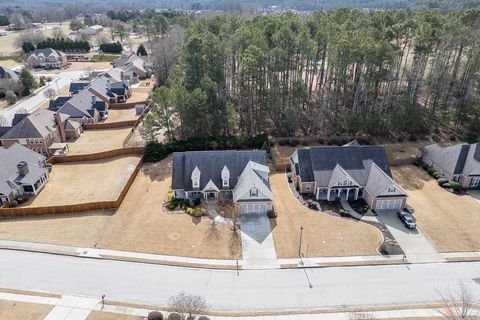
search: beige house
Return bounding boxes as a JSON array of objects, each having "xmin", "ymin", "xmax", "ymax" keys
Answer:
[
  {"xmin": 419, "ymin": 143, "xmax": 480, "ymax": 189},
  {"xmin": 0, "ymin": 109, "xmax": 81, "ymax": 156},
  {"xmin": 26, "ymin": 48, "xmax": 68, "ymax": 69},
  {"xmin": 290, "ymin": 141, "xmax": 407, "ymax": 211}
]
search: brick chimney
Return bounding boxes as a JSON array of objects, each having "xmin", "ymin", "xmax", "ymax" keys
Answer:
[
  {"xmin": 17, "ymin": 161, "xmax": 29, "ymax": 176},
  {"xmin": 54, "ymin": 113, "xmax": 66, "ymax": 142}
]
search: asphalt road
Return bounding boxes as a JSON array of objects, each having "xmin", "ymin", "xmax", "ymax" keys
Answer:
[
  {"xmin": 1, "ymin": 250, "xmax": 479, "ymax": 311},
  {"xmin": 2, "ymin": 70, "xmax": 85, "ymax": 124}
]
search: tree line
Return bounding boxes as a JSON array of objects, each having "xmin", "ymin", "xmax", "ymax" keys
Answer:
[
  {"xmin": 26, "ymin": 37, "xmax": 91, "ymax": 52},
  {"xmin": 143, "ymin": 9, "xmax": 480, "ymax": 142}
]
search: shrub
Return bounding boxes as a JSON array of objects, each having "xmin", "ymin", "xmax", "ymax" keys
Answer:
[
  {"xmin": 443, "ymin": 183, "xmax": 452, "ymax": 188},
  {"xmin": 193, "ymin": 208, "xmax": 207, "ymax": 217},
  {"xmin": 301, "ymin": 139, "xmax": 310, "ymax": 146},
  {"xmin": 427, "ymin": 167, "xmax": 435, "ymax": 175},
  {"xmin": 0, "ymin": 90, "xmax": 5, "ymax": 99},
  {"xmin": 193, "ymin": 197, "xmax": 201, "ymax": 206},
  {"xmin": 409, "ymin": 134, "xmax": 417, "ymax": 142},
  {"xmin": 198, "ymin": 317, "xmax": 210, "ymax": 320},
  {"xmin": 148, "ymin": 311, "xmax": 164, "ymax": 320},
  {"xmin": 166, "ymin": 202, "xmax": 177, "ymax": 210},
  {"xmin": 432, "ymin": 172, "xmax": 442, "ymax": 179},
  {"xmin": 278, "ymin": 139, "xmax": 288, "ymax": 146},
  {"xmin": 5, "ymin": 90, "xmax": 16, "ymax": 105},
  {"xmin": 451, "ymin": 182, "xmax": 462, "ymax": 192},
  {"xmin": 9, "ymin": 200, "xmax": 18, "ymax": 207},
  {"xmin": 167, "ymin": 313, "xmax": 182, "ymax": 320},
  {"xmin": 449, "ymin": 134, "xmax": 457, "ymax": 141},
  {"xmin": 437, "ymin": 178, "xmax": 448, "ymax": 186},
  {"xmin": 289, "ymin": 138, "xmax": 299, "ymax": 147},
  {"xmin": 37, "ymin": 37, "xmax": 90, "ymax": 52},
  {"xmin": 99, "ymin": 41, "xmax": 123, "ymax": 53},
  {"xmin": 267, "ymin": 210, "xmax": 277, "ymax": 219},
  {"xmin": 422, "ymin": 163, "xmax": 430, "ymax": 171}
]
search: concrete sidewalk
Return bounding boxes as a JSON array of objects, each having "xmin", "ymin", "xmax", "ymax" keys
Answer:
[{"xmin": 0, "ymin": 289, "xmax": 455, "ymax": 320}]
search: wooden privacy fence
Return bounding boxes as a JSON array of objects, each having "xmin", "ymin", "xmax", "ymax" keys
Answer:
[
  {"xmin": 109, "ymin": 101, "xmax": 147, "ymax": 109},
  {"xmin": 83, "ymin": 120, "xmax": 137, "ymax": 130},
  {"xmin": 48, "ymin": 147, "xmax": 144, "ymax": 164},
  {"xmin": 0, "ymin": 158, "xmax": 143, "ymax": 217}
]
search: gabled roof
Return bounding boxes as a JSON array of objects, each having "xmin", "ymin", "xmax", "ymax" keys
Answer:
[
  {"xmin": 328, "ymin": 164, "xmax": 360, "ymax": 188},
  {"xmin": 172, "ymin": 150, "xmax": 268, "ymax": 192},
  {"xmin": 69, "ymin": 82, "xmax": 90, "ymax": 93},
  {"xmin": 421, "ymin": 143, "xmax": 480, "ymax": 176},
  {"xmin": 30, "ymin": 48, "xmax": 65, "ymax": 59},
  {"xmin": 0, "ymin": 109, "xmax": 68, "ymax": 140},
  {"xmin": 49, "ymin": 96, "xmax": 72, "ymax": 112},
  {"xmin": 365, "ymin": 162, "xmax": 407, "ymax": 198},
  {"xmin": 58, "ymin": 89, "xmax": 106, "ymax": 119},
  {"xmin": 233, "ymin": 160, "xmax": 273, "ymax": 202},
  {"xmin": 0, "ymin": 143, "xmax": 47, "ymax": 196},
  {"xmin": 0, "ymin": 66, "xmax": 19, "ymax": 81}
]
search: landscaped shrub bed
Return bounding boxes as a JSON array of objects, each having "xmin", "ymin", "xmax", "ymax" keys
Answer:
[
  {"xmin": 144, "ymin": 134, "xmax": 268, "ymax": 162},
  {"xmin": 166, "ymin": 190, "xmax": 207, "ymax": 217}
]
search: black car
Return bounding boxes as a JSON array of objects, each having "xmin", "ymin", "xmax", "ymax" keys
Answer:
[{"xmin": 397, "ymin": 210, "xmax": 416, "ymax": 229}]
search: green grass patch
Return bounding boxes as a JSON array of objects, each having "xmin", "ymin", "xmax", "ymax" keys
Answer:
[
  {"xmin": 0, "ymin": 54, "xmax": 24, "ymax": 62},
  {"xmin": 90, "ymin": 54, "xmax": 119, "ymax": 63}
]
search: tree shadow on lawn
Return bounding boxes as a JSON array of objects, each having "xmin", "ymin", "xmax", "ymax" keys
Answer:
[
  {"xmin": 392, "ymin": 165, "xmax": 431, "ymax": 191},
  {"xmin": 142, "ymin": 155, "xmax": 172, "ymax": 182}
]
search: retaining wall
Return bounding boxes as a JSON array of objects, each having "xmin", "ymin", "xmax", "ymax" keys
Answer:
[
  {"xmin": 83, "ymin": 120, "xmax": 137, "ymax": 130},
  {"xmin": 47, "ymin": 147, "xmax": 144, "ymax": 164}
]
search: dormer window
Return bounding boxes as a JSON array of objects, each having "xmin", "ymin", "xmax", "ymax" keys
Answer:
[
  {"xmin": 388, "ymin": 187, "xmax": 396, "ymax": 193},
  {"xmin": 250, "ymin": 188, "xmax": 258, "ymax": 197},
  {"xmin": 223, "ymin": 178, "xmax": 229, "ymax": 187},
  {"xmin": 221, "ymin": 165, "xmax": 230, "ymax": 188},
  {"xmin": 193, "ymin": 179, "xmax": 199, "ymax": 188}
]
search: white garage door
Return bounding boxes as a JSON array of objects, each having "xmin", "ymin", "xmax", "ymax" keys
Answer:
[
  {"xmin": 243, "ymin": 203, "xmax": 267, "ymax": 214},
  {"xmin": 375, "ymin": 199, "xmax": 402, "ymax": 210}
]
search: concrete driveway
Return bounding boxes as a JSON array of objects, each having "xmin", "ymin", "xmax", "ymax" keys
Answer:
[
  {"xmin": 469, "ymin": 190, "xmax": 480, "ymax": 204},
  {"xmin": 240, "ymin": 213, "xmax": 279, "ymax": 269},
  {"xmin": 376, "ymin": 210, "xmax": 444, "ymax": 263}
]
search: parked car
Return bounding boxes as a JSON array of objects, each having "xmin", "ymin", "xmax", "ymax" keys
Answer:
[{"xmin": 397, "ymin": 210, "xmax": 416, "ymax": 229}]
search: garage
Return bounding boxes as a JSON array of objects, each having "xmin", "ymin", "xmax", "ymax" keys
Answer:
[
  {"xmin": 375, "ymin": 198, "xmax": 403, "ymax": 210},
  {"xmin": 240, "ymin": 203, "xmax": 270, "ymax": 214}
]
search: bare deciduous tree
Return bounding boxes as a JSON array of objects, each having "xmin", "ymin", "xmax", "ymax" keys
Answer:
[
  {"xmin": 0, "ymin": 114, "xmax": 10, "ymax": 127},
  {"xmin": 15, "ymin": 30, "xmax": 46, "ymax": 48},
  {"xmin": 44, "ymin": 87, "xmax": 57, "ymax": 100},
  {"xmin": 51, "ymin": 27, "xmax": 66, "ymax": 39},
  {"xmin": 151, "ymin": 24, "xmax": 185, "ymax": 86},
  {"xmin": 167, "ymin": 292, "xmax": 209, "ymax": 320},
  {"xmin": 437, "ymin": 284, "xmax": 478, "ymax": 320}
]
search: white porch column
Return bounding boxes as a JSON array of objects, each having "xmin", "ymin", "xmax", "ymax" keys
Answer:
[
  {"xmin": 337, "ymin": 189, "xmax": 341, "ymax": 197},
  {"xmin": 316, "ymin": 187, "xmax": 319, "ymax": 199},
  {"xmin": 346, "ymin": 188, "xmax": 350, "ymax": 200},
  {"xmin": 355, "ymin": 188, "xmax": 359, "ymax": 200},
  {"xmin": 327, "ymin": 189, "xmax": 331, "ymax": 201}
]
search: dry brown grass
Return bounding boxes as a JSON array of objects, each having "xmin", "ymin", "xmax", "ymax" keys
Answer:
[
  {"xmin": 0, "ymin": 100, "xmax": 9, "ymax": 111},
  {"xmin": 98, "ymin": 156, "xmax": 241, "ymax": 259},
  {"xmin": 393, "ymin": 165, "xmax": 480, "ymax": 252},
  {"xmin": 0, "ymin": 157, "xmax": 241, "ymax": 260},
  {"xmin": 0, "ymin": 300, "xmax": 53, "ymax": 320},
  {"xmin": 270, "ymin": 173, "xmax": 382, "ymax": 258},
  {"xmin": 68, "ymin": 128, "xmax": 132, "ymax": 155},
  {"xmin": 0, "ymin": 59, "xmax": 20, "ymax": 68},
  {"xmin": 86, "ymin": 311, "xmax": 143, "ymax": 320},
  {"xmin": 129, "ymin": 87, "xmax": 150, "ymax": 103},
  {"xmin": 104, "ymin": 109, "xmax": 139, "ymax": 123},
  {"xmin": 18, "ymin": 155, "xmax": 141, "ymax": 207}
]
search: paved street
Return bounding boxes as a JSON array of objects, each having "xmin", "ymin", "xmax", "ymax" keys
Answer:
[
  {"xmin": 2, "ymin": 70, "xmax": 85, "ymax": 124},
  {"xmin": 1, "ymin": 250, "xmax": 480, "ymax": 312}
]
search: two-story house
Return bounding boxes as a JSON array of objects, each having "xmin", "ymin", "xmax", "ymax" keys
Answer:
[{"xmin": 26, "ymin": 48, "xmax": 68, "ymax": 69}]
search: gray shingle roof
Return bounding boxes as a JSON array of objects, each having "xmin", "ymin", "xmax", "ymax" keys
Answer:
[
  {"xmin": 58, "ymin": 89, "xmax": 106, "ymax": 119},
  {"xmin": 422, "ymin": 143, "xmax": 480, "ymax": 176},
  {"xmin": 1, "ymin": 109, "xmax": 69, "ymax": 140},
  {"xmin": 69, "ymin": 82, "xmax": 90, "ymax": 94},
  {"xmin": 49, "ymin": 96, "xmax": 72, "ymax": 112},
  {"xmin": 0, "ymin": 66, "xmax": 19, "ymax": 81},
  {"xmin": 172, "ymin": 150, "xmax": 268, "ymax": 192},
  {"xmin": 30, "ymin": 48, "xmax": 65, "ymax": 59},
  {"xmin": 0, "ymin": 144, "xmax": 47, "ymax": 196}
]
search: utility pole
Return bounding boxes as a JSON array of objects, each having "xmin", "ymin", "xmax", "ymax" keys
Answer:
[{"xmin": 298, "ymin": 226, "xmax": 304, "ymax": 257}]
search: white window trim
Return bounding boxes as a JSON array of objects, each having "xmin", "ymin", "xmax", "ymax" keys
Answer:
[{"xmin": 250, "ymin": 188, "xmax": 258, "ymax": 197}]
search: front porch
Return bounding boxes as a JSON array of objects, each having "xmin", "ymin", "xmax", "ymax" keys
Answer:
[{"xmin": 316, "ymin": 187, "xmax": 361, "ymax": 201}]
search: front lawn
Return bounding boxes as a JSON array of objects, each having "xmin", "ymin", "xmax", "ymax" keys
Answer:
[{"xmin": 90, "ymin": 54, "xmax": 119, "ymax": 62}]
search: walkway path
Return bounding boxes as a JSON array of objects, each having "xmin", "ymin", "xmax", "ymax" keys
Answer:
[{"xmin": 240, "ymin": 214, "xmax": 279, "ymax": 269}]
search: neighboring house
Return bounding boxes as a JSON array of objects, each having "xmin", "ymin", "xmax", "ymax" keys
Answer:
[
  {"xmin": 69, "ymin": 81, "xmax": 90, "ymax": 95},
  {"xmin": 26, "ymin": 48, "xmax": 68, "ymax": 69},
  {"xmin": 57, "ymin": 89, "xmax": 108, "ymax": 124},
  {"xmin": 113, "ymin": 52, "xmax": 152, "ymax": 83},
  {"xmin": 290, "ymin": 141, "xmax": 407, "ymax": 211},
  {"xmin": 172, "ymin": 150, "xmax": 274, "ymax": 214},
  {"xmin": 419, "ymin": 143, "xmax": 480, "ymax": 189},
  {"xmin": 87, "ymin": 75, "xmax": 131, "ymax": 104},
  {"xmin": 84, "ymin": 24, "xmax": 103, "ymax": 35},
  {"xmin": 0, "ymin": 109, "xmax": 80, "ymax": 156},
  {"xmin": 0, "ymin": 143, "xmax": 49, "ymax": 206},
  {"xmin": 0, "ymin": 66, "xmax": 19, "ymax": 81}
]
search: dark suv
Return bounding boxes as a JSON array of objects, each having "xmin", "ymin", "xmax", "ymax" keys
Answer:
[{"xmin": 397, "ymin": 210, "xmax": 416, "ymax": 229}]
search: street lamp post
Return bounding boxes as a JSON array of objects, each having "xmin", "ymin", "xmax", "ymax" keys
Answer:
[{"xmin": 298, "ymin": 226, "xmax": 304, "ymax": 257}]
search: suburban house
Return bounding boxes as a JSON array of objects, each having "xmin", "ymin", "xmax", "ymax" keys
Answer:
[
  {"xmin": 419, "ymin": 143, "xmax": 480, "ymax": 189},
  {"xmin": 56, "ymin": 89, "xmax": 109, "ymax": 124},
  {"xmin": 172, "ymin": 150, "xmax": 274, "ymax": 214},
  {"xmin": 0, "ymin": 109, "xmax": 80, "ymax": 156},
  {"xmin": 84, "ymin": 24, "xmax": 104, "ymax": 35},
  {"xmin": 26, "ymin": 48, "xmax": 68, "ymax": 69},
  {"xmin": 0, "ymin": 143, "xmax": 49, "ymax": 206},
  {"xmin": 113, "ymin": 52, "xmax": 152, "ymax": 83},
  {"xmin": 69, "ymin": 81, "xmax": 90, "ymax": 95},
  {"xmin": 290, "ymin": 141, "xmax": 407, "ymax": 211},
  {"xmin": 87, "ymin": 75, "xmax": 131, "ymax": 104},
  {"xmin": 0, "ymin": 65, "xmax": 19, "ymax": 81}
]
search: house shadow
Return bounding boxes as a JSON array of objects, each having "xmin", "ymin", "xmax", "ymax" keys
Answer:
[
  {"xmin": 142, "ymin": 155, "xmax": 172, "ymax": 183},
  {"xmin": 376, "ymin": 210, "xmax": 420, "ymax": 235}
]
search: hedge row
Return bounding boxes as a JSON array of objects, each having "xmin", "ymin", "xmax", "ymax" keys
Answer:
[
  {"xmin": 144, "ymin": 135, "xmax": 268, "ymax": 162},
  {"xmin": 99, "ymin": 42, "xmax": 123, "ymax": 53},
  {"xmin": 37, "ymin": 38, "xmax": 90, "ymax": 52}
]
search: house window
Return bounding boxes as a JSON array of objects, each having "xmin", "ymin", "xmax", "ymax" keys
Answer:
[
  {"xmin": 223, "ymin": 178, "xmax": 229, "ymax": 187},
  {"xmin": 305, "ymin": 185, "xmax": 311, "ymax": 191},
  {"xmin": 388, "ymin": 187, "xmax": 396, "ymax": 193},
  {"xmin": 250, "ymin": 188, "xmax": 258, "ymax": 197},
  {"xmin": 452, "ymin": 176, "xmax": 460, "ymax": 182},
  {"xmin": 193, "ymin": 179, "xmax": 199, "ymax": 188}
]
